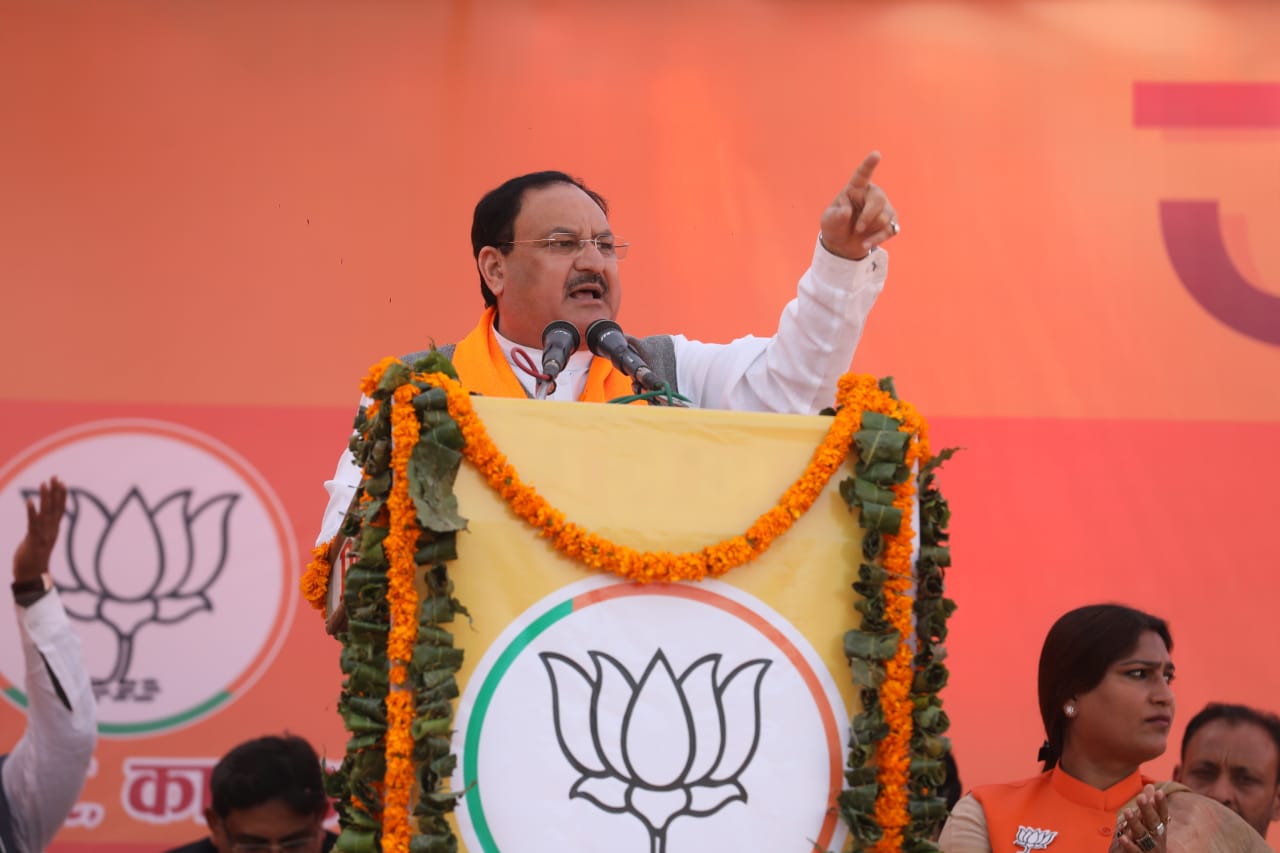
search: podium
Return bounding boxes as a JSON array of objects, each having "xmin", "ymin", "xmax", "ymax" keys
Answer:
[{"xmin": 320, "ymin": 380, "xmax": 940, "ymax": 853}]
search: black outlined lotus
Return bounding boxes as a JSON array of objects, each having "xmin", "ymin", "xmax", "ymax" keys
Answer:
[
  {"xmin": 47, "ymin": 486, "xmax": 237, "ymax": 686},
  {"xmin": 541, "ymin": 649, "xmax": 771, "ymax": 853}
]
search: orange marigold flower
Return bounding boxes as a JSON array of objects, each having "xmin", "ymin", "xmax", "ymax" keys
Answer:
[
  {"xmin": 405, "ymin": 370, "xmax": 884, "ymax": 583},
  {"xmin": 359, "ymin": 356, "xmax": 400, "ymax": 397},
  {"xmin": 300, "ymin": 541, "xmax": 332, "ymax": 612}
]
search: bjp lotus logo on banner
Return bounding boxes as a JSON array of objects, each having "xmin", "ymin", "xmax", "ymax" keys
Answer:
[
  {"xmin": 53, "ymin": 486, "xmax": 236, "ymax": 690},
  {"xmin": 454, "ymin": 576, "xmax": 848, "ymax": 853},
  {"xmin": 0, "ymin": 419, "xmax": 294, "ymax": 736},
  {"xmin": 541, "ymin": 649, "xmax": 771, "ymax": 853}
]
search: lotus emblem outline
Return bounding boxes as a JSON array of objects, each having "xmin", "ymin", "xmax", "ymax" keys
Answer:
[
  {"xmin": 541, "ymin": 648, "xmax": 771, "ymax": 853},
  {"xmin": 1015, "ymin": 825, "xmax": 1059, "ymax": 852},
  {"xmin": 31, "ymin": 485, "xmax": 239, "ymax": 687}
]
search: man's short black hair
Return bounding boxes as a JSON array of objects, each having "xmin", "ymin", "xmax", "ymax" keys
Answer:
[
  {"xmin": 470, "ymin": 171, "xmax": 608, "ymax": 308},
  {"xmin": 1181, "ymin": 703, "xmax": 1280, "ymax": 783},
  {"xmin": 209, "ymin": 734, "xmax": 328, "ymax": 818}
]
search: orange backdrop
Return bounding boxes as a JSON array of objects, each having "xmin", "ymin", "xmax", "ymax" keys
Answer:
[{"xmin": 1, "ymin": 1, "xmax": 1277, "ymax": 849}]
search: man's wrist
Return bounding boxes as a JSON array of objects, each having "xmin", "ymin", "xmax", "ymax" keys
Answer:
[
  {"xmin": 818, "ymin": 234, "xmax": 868, "ymax": 262},
  {"xmin": 12, "ymin": 573, "xmax": 53, "ymax": 608}
]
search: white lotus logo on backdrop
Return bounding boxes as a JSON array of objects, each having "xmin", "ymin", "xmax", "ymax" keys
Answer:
[
  {"xmin": 541, "ymin": 649, "xmax": 770, "ymax": 853},
  {"xmin": 48, "ymin": 486, "xmax": 237, "ymax": 686},
  {"xmin": 0, "ymin": 419, "xmax": 291, "ymax": 736}
]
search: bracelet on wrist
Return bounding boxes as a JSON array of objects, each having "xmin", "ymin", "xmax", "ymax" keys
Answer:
[{"xmin": 12, "ymin": 573, "xmax": 53, "ymax": 607}]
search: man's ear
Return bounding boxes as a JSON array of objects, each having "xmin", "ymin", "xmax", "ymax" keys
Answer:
[
  {"xmin": 1171, "ymin": 763, "xmax": 1183, "ymax": 782},
  {"xmin": 205, "ymin": 807, "xmax": 226, "ymax": 845},
  {"xmin": 1269, "ymin": 783, "xmax": 1280, "ymax": 823},
  {"xmin": 478, "ymin": 247, "xmax": 506, "ymax": 298}
]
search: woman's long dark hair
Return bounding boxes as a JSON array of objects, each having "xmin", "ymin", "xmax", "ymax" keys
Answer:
[{"xmin": 1036, "ymin": 604, "xmax": 1172, "ymax": 771}]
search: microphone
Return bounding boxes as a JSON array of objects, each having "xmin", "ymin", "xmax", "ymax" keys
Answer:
[
  {"xmin": 541, "ymin": 320, "xmax": 580, "ymax": 382},
  {"xmin": 585, "ymin": 319, "xmax": 664, "ymax": 392}
]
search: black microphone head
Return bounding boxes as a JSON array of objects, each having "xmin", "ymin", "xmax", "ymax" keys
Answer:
[
  {"xmin": 542, "ymin": 319, "xmax": 580, "ymax": 353},
  {"xmin": 585, "ymin": 319, "xmax": 623, "ymax": 356},
  {"xmin": 541, "ymin": 320, "xmax": 581, "ymax": 380}
]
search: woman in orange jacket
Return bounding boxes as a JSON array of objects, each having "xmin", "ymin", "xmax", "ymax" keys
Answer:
[{"xmin": 938, "ymin": 604, "xmax": 1267, "ymax": 852}]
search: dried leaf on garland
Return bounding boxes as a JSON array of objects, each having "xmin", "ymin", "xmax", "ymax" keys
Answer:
[
  {"xmin": 407, "ymin": 441, "xmax": 466, "ymax": 532},
  {"xmin": 844, "ymin": 629, "xmax": 902, "ymax": 661}
]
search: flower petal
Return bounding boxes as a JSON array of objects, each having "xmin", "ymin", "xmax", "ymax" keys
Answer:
[
  {"xmin": 623, "ymin": 651, "xmax": 694, "ymax": 788},
  {"xmin": 56, "ymin": 588, "xmax": 101, "ymax": 622},
  {"xmin": 589, "ymin": 651, "xmax": 635, "ymax": 778},
  {"xmin": 686, "ymin": 780, "xmax": 747, "ymax": 817},
  {"xmin": 98, "ymin": 489, "xmax": 163, "ymax": 600},
  {"xmin": 154, "ymin": 593, "xmax": 212, "ymax": 624},
  {"xmin": 64, "ymin": 489, "xmax": 110, "ymax": 593},
  {"xmin": 569, "ymin": 775, "xmax": 630, "ymax": 813},
  {"xmin": 149, "ymin": 491, "xmax": 193, "ymax": 598},
  {"xmin": 709, "ymin": 659, "xmax": 771, "ymax": 782},
  {"xmin": 540, "ymin": 653, "xmax": 606, "ymax": 774},
  {"xmin": 678, "ymin": 655, "xmax": 725, "ymax": 783},
  {"xmin": 174, "ymin": 493, "xmax": 238, "ymax": 596}
]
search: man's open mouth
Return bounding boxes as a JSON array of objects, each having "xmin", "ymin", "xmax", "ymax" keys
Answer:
[{"xmin": 568, "ymin": 282, "xmax": 605, "ymax": 300}]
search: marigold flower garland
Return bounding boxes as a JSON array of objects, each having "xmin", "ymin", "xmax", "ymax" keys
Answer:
[
  {"xmin": 833, "ymin": 373, "xmax": 956, "ymax": 852},
  {"xmin": 320, "ymin": 355, "xmax": 954, "ymax": 853},
  {"xmin": 380, "ymin": 384, "xmax": 423, "ymax": 852},
  {"xmin": 323, "ymin": 355, "xmax": 469, "ymax": 853},
  {"xmin": 872, "ymin": 426, "xmax": 924, "ymax": 853},
  {"xmin": 838, "ymin": 375, "xmax": 930, "ymax": 852},
  {"xmin": 415, "ymin": 370, "xmax": 863, "ymax": 583}
]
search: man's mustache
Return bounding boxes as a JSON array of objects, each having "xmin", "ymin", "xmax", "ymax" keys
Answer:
[{"xmin": 565, "ymin": 273, "xmax": 607, "ymax": 296}]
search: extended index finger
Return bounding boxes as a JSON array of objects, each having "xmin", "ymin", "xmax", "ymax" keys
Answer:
[{"xmin": 846, "ymin": 150, "xmax": 882, "ymax": 193}]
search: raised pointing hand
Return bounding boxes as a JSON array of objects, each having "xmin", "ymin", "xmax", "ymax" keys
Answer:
[{"xmin": 819, "ymin": 151, "xmax": 900, "ymax": 260}]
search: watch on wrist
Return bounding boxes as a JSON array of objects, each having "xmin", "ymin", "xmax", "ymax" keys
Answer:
[{"xmin": 12, "ymin": 573, "xmax": 53, "ymax": 607}]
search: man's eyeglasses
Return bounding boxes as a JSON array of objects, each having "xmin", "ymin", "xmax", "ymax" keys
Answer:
[{"xmin": 501, "ymin": 233, "xmax": 629, "ymax": 260}]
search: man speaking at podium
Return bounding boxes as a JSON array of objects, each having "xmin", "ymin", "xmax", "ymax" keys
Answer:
[{"xmin": 316, "ymin": 153, "xmax": 900, "ymax": 546}]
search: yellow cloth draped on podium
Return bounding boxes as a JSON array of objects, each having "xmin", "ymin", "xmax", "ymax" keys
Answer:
[
  {"xmin": 443, "ymin": 397, "xmax": 863, "ymax": 852},
  {"xmin": 313, "ymin": 360, "xmax": 947, "ymax": 853}
]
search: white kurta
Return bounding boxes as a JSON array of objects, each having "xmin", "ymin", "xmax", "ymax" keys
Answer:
[
  {"xmin": 3, "ymin": 589, "xmax": 97, "ymax": 853},
  {"xmin": 315, "ymin": 236, "xmax": 888, "ymax": 545}
]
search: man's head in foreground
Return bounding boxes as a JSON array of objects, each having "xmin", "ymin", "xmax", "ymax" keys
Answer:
[
  {"xmin": 1174, "ymin": 702, "xmax": 1280, "ymax": 839},
  {"xmin": 205, "ymin": 734, "xmax": 328, "ymax": 853}
]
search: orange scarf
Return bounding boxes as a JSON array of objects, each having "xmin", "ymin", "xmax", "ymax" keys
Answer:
[{"xmin": 451, "ymin": 307, "xmax": 640, "ymax": 402}]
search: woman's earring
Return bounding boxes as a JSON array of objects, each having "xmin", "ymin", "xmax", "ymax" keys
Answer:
[{"xmin": 1064, "ymin": 703, "xmax": 1076, "ymax": 718}]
